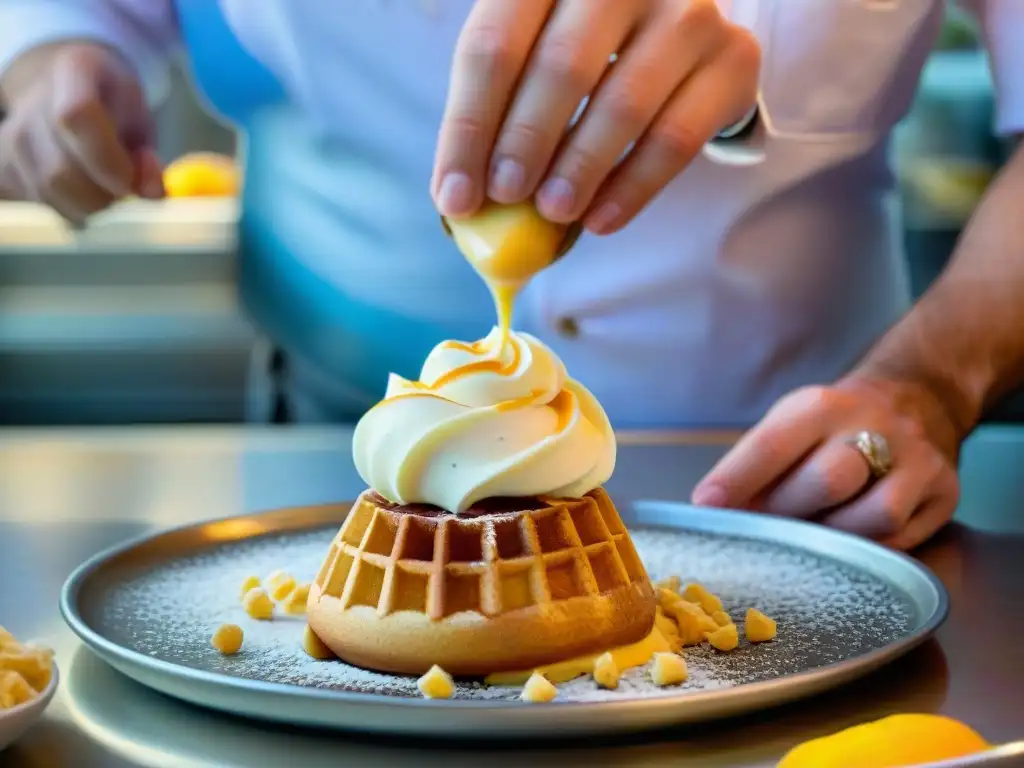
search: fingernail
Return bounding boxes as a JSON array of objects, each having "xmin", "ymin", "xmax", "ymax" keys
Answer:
[
  {"xmin": 586, "ymin": 201, "xmax": 621, "ymax": 234},
  {"xmin": 536, "ymin": 177, "xmax": 576, "ymax": 220},
  {"xmin": 692, "ymin": 484, "xmax": 728, "ymax": 508},
  {"xmin": 437, "ymin": 171, "xmax": 474, "ymax": 216},
  {"xmin": 489, "ymin": 158, "xmax": 526, "ymax": 201}
]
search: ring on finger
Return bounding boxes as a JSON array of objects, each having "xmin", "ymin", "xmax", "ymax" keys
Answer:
[{"xmin": 845, "ymin": 430, "xmax": 893, "ymax": 480}]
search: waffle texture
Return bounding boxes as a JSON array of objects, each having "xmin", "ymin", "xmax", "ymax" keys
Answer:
[{"xmin": 306, "ymin": 488, "xmax": 657, "ymax": 675}]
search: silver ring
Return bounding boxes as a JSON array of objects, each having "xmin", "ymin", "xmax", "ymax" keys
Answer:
[{"xmin": 846, "ymin": 430, "xmax": 893, "ymax": 479}]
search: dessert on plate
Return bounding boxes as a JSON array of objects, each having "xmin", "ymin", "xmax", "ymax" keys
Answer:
[{"xmin": 306, "ymin": 203, "xmax": 658, "ymax": 677}]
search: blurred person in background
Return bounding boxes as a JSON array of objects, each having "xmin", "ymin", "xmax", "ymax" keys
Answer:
[{"xmin": 0, "ymin": 0, "xmax": 1022, "ymax": 551}]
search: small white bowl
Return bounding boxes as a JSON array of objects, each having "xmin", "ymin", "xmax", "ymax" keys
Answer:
[{"xmin": 0, "ymin": 663, "xmax": 58, "ymax": 752}]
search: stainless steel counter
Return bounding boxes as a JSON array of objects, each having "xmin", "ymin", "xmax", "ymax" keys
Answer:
[{"xmin": 0, "ymin": 425, "xmax": 1022, "ymax": 767}]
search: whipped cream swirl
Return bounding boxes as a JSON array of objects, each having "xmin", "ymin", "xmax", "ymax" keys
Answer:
[{"xmin": 353, "ymin": 328, "xmax": 616, "ymax": 513}]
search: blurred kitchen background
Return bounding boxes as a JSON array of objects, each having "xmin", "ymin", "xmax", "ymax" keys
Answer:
[{"xmin": 0, "ymin": 6, "xmax": 1019, "ymax": 426}]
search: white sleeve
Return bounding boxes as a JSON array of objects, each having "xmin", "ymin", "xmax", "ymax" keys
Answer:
[
  {"xmin": 0, "ymin": 0, "xmax": 180, "ymax": 104},
  {"xmin": 958, "ymin": 0, "xmax": 1024, "ymax": 136}
]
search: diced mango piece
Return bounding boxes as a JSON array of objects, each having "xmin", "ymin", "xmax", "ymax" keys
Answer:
[
  {"xmin": 417, "ymin": 664, "xmax": 455, "ymax": 699},
  {"xmin": 239, "ymin": 575, "xmax": 261, "ymax": 601},
  {"xmin": 242, "ymin": 587, "xmax": 274, "ymax": 620},
  {"xmin": 650, "ymin": 652, "xmax": 688, "ymax": 687},
  {"xmin": 0, "ymin": 671, "xmax": 36, "ymax": 708},
  {"xmin": 521, "ymin": 671, "xmax": 557, "ymax": 703},
  {"xmin": 266, "ymin": 570, "xmax": 297, "ymax": 602},
  {"xmin": 745, "ymin": 608, "xmax": 777, "ymax": 643},
  {"xmin": 654, "ymin": 575, "xmax": 681, "ymax": 594},
  {"xmin": 707, "ymin": 623, "xmax": 740, "ymax": 652},
  {"xmin": 593, "ymin": 652, "xmax": 620, "ymax": 690},
  {"xmin": 283, "ymin": 582, "xmax": 311, "ymax": 615},
  {"xmin": 683, "ymin": 583, "xmax": 723, "ymax": 615},
  {"xmin": 211, "ymin": 624, "xmax": 243, "ymax": 655},
  {"xmin": 712, "ymin": 610, "xmax": 732, "ymax": 627}
]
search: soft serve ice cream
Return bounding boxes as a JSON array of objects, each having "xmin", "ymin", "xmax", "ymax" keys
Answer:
[{"xmin": 353, "ymin": 326, "xmax": 616, "ymax": 513}]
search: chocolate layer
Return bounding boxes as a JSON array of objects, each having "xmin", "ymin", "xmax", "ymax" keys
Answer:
[{"xmin": 369, "ymin": 491, "xmax": 550, "ymax": 518}]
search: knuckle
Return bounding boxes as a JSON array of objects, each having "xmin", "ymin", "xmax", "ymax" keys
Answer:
[
  {"xmin": 556, "ymin": 144, "xmax": 607, "ymax": 185},
  {"xmin": 674, "ymin": 0, "xmax": 724, "ymax": 35},
  {"xmin": 601, "ymin": 87, "xmax": 650, "ymax": 130},
  {"xmin": 535, "ymin": 35, "xmax": 591, "ymax": 92},
  {"xmin": 496, "ymin": 120, "xmax": 549, "ymax": 156},
  {"xmin": 725, "ymin": 25, "xmax": 763, "ymax": 74},
  {"xmin": 874, "ymin": 492, "xmax": 905, "ymax": 536},
  {"xmin": 456, "ymin": 24, "xmax": 514, "ymax": 74},
  {"xmin": 444, "ymin": 112, "xmax": 491, "ymax": 144},
  {"xmin": 649, "ymin": 120, "xmax": 704, "ymax": 163}
]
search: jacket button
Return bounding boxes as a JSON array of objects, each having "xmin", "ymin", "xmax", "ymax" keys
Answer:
[{"xmin": 555, "ymin": 316, "xmax": 580, "ymax": 339}]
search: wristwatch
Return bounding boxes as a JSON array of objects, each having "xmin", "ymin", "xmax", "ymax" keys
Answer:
[{"xmin": 713, "ymin": 104, "xmax": 759, "ymax": 142}]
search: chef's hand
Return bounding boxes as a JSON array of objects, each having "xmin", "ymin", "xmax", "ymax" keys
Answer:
[
  {"xmin": 691, "ymin": 375, "xmax": 963, "ymax": 551},
  {"xmin": 433, "ymin": 0, "xmax": 759, "ymax": 233},
  {"xmin": 0, "ymin": 42, "xmax": 164, "ymax": 226}
]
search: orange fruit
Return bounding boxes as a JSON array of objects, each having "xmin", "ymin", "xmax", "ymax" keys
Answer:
[
  {"xmin": 777, "ymin": 714, "xmax": 989, "ymax": 768},
  {"xmin": 163, "ymin": 152, "xmax": 240, "ymax": 198}
]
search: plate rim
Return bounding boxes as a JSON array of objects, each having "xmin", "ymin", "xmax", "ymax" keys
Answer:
[{"xmin": 59, "ymin": 500, "xmax": 950, "ymax": 721}]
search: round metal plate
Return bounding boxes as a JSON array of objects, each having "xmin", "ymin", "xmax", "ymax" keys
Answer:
[{"xmin": 60, "ymin": 501, "xmax": 948, "ymax": 738}]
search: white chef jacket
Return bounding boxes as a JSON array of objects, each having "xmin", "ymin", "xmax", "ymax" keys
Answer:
[{"xmin": 1, "ymin": 0, "xmax": 1022, "ymax": 428}]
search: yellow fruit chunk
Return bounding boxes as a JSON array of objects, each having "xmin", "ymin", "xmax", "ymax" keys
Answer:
[
  {"xmin": 302, "ymin": 625, "xmax": 336, "ymax": 660},
  {"xmin": 163, "ymin": 152, "xmax": 239, "ymax": 198},
  {"xmin": 593, "ymin": 652, "xmax": 620, "ymax": 690},
  {"xmin": 683, "ymin": 583, "xmax": 723, "ymax": 615},
  {"xmin": 521, "ymin": 672, "xmax": 557, "ymax": 703},
  {"xmin": 650, "ymin": 652, "xmax": 688, "ymax": 687},
  {"xmin": 707, "ymin": 623, "xmax": 739, "ymax": 652},
  {"xmin": 777, "ymin": 714, "xmax": 990, "ymax": 768},
  {"xmin": 745, "ymin": 608, "xmax": 777, "ymax": 642},
  {"xmin": 210, "ymin": 624, "xmax": 243, "ymax": 655},
  {"xmin": 417, "ymin": 664, "xmax": 455, "ymax": 699},
  {"xmin": 657, "ymin": 587, "xmax": 681, "ymax": 610},
  {"xmin": 239, "ymin": 575, "xmax": 261, "ymax": 601},
  {"xmin": 283, "ymin": 582, "xmax": 311, "ymax": 615},
  {"xmin": 242, "ymin": 587, "xmax": 274, "ymax": 620},
  {"xmin": 665, "ymin": 600, "xmax": 715, "ymax": 647},
  {"xmin": 265, "ymin": 570, "xmax": 297, "ymax": 602},
  {"xmin": 712, "ymin": 610, "xmax": 732, "ymax": 627},
  {"xmin": 0, "ymin": 671, "xmax": 36, "ymax": 708},
  {"xmin": 654, "ymin": 575, "xmax": 681, "ymax": 594}
]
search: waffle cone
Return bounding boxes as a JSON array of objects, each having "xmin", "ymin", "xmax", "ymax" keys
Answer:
[{"xmin": 306, "ymin": 488, "xmax": 656, "ymax": 676}]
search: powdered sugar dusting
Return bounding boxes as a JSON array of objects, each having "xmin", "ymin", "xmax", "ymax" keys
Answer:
[{"xmin": 85, "ymin": 525, "xmax": 916, "ymax": 703}]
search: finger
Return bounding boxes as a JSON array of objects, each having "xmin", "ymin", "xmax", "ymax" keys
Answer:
[
  {"xmin": 50, "ymin": 55, "xmax": 142, "ymax": 197},
  {"xmin": 817, "ymin": 468, "xmax": 928, "ymax": 539},
  {"xmin": 34, "ymin": 124, "xmax": 116, "ymax": 224},
  {"xmin": 132, "ymin": 146, "xmax": 166, "ymax": 199},
  {"xmin": 584, "ymin": 27, "xmax": 760, "ymax": 234},
  {"xmin": 692, "ymin": 389, "xmax": 829, "ymax": 509},
  {"xmin": 758, "ymin": 436, "xmax": 873, "ymax": 518},
  {"xmin": 537, "ymin": 0, "xmax": 722, "ymax": 222},
  {"xmin": 878, "ymin": 471, "xmax": 959, "ymax": 551},
  {"xmin": 488, "ymin": 0, "xmax": 636, "ymax": 207},
  {"xmin": 433, "ymin": 0, "xmax": 554, "ymax": 217}
]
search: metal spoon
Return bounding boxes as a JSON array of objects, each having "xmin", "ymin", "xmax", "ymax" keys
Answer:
[{"xmin": 440, "ymin": 214, "xmax": 583, "ymax": 262}]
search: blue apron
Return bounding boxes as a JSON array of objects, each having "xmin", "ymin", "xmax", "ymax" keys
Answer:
[{"xmin": 176, "ymin": 1, "xmax": 461, "ymax": 421}]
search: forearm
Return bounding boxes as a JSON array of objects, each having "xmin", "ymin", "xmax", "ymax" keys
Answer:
[{"xmin": 855, "ymin": 143, "xmax": 1024, "ymax": 437}]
